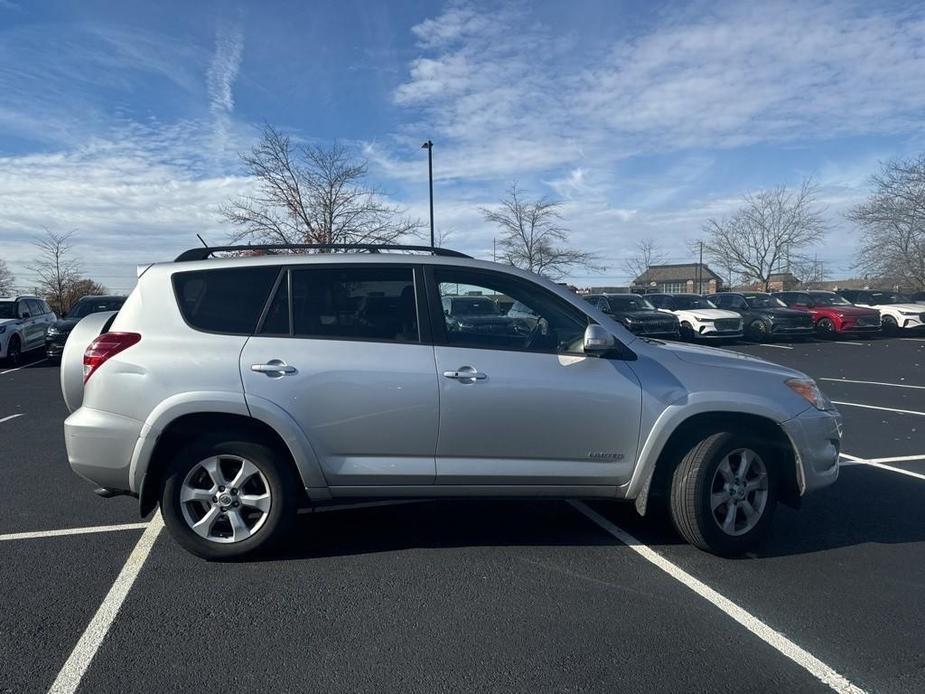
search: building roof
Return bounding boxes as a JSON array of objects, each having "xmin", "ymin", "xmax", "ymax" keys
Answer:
[{"xmin": 633, "ymin": 263, "xmax": 720, "ymax": 284}]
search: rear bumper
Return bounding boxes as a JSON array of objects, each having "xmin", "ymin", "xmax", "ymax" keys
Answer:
[
  {"xmin": 781, "ymin": 407, "xmax": 842, "ymax": 495},
  {"xmin": 64, "ymin": 407, "xmax": 143, "ymax": 493}
]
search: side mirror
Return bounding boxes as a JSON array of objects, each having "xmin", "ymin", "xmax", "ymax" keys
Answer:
[
  {"xmin": 583, "ymin": 324, "xmax": 615, "ymax": 354},
  {"xmin": 20, "ymin": 312, "xmax": 30, "ymax": 319}
]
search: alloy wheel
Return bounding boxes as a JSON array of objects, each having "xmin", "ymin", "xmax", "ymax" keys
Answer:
[
  {"xmin": 816, "ymin": 318, "xmax": 835, "ymax": 338},
  {"xmin": 709, "ymin": 448, "xmax": 769, "ymax": 536},
  {"xmin": 7, "ymin": 339, "xmax": 21, "ymax": 365},
  {"xmin": 179, "ymin": 455, "xmax": 272, "ymax": 544}
]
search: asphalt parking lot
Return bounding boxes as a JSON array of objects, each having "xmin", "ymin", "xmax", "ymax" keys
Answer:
[{"xmin": 2, "ymin": 337, "xmax": 924, "ymax": 693}]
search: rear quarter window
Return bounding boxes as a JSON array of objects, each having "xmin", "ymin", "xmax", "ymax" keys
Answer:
[{"xmin": 173, "ymin": 267, "xmax": 281, "ymax": 334}]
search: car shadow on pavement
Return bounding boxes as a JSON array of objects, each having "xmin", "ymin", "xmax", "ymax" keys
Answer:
[{"xmin": 259, "ymin": 499, "xmax": 625, "ymax": 563}]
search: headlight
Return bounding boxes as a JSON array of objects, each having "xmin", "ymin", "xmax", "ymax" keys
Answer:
[
  {"xmin": 786, "ymin": 378, "xmax": 832, "ymax": 411},
  {"xmin": 899, "ymin": 310, "xmax": 919, "ymax": 316},
  {"xmin": 622, "ymin": 316, "xmax": 634, "ymax": 324},
  {"xmin": 47, "ymin": 327, "xmax": 59, "ymax": 335},
  {"xmin": 694, "ymin": 316, "xmax": 713, "ymax": 322}
]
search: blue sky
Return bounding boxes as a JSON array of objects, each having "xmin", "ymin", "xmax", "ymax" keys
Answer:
[{"xmin": 1, "ymin": 0, "xmax": 924, "ymax": 292}]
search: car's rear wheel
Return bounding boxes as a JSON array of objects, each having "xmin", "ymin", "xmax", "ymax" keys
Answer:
[
  {"xmin": 669, "ymin": 432, "xmax": 777, "ymax": 556},
  {"xmin": 161, "ymin": 436, "xmax": 298, "ymax": 560},
  {"xmin": 815, "ymin": 317, "xmax": 836, "ymax": 338},
  {"xmin": 5, "ymin": 336, "xmax": 21, "ymax": 365},
  {"xmin": 881, "ymin": 315, "xmax": 898, "ymax": 336}
]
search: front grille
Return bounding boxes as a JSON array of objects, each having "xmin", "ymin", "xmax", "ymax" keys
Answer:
[
  {"xmin": 638, "ymin": 321, "xmax": 676, "ymax": 334},
  {"xmin": 714, "ymin": 318, "xmax": 740, "ymax": 331}
]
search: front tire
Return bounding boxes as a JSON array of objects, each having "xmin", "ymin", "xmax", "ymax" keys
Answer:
[
  {"xmin": 815, "ymin": 318, "xmax": 836, "ymax": 339},
  {"xmin": 747, "ymin": 320, "xmax": 769, "ymax": 342},
  {"xmin": 679, "ymin": 322, "xmax": 695, "ymax": 341},
  {"xmin": 881, "ymin": 315, "xmax": 898, "ymax": 336},
  {"xmin": 669, "ymin": 432, "xmax": 778, "ymax": 556},
  {"xmin": 160, "ymin": 436, "xmax": 298, "ymax": 560},
  {"xmin": 5, "ymin": 336, "xmax": 21, "ymax": 365}
]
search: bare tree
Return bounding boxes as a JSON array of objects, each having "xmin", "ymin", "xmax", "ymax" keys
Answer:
[
  {"xmin": 222, "ymin": 125, "xmax": 420, "ymax": 247},
  {"xmin": 623, "ymin": 238, "xmax": 668, "ymax": 282},
  {"xmin": 481, "ymin": 184, "xmax": 602, "ymax": 279},
  {"xmin": 0, "ymin": 259, "xmax": 15, "ymax": 295},
  {"xmin": 849, "ymin": 155, "xmax": 925, "ymax": 290},
  {"xmin": 701, "ymin": 179, "xmax": 827, "ymax": 292},
  {"xmin": 30, "ymin": 229, "xmax": 81, "ymax": 314}
]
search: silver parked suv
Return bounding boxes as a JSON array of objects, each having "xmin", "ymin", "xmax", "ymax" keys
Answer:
[{"xmin": 61, "ymin": 245, "xmax": 842, "ymax": 560}]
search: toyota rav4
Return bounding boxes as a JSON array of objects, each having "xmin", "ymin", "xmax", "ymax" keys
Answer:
[{"xmin": 60, "ymin": 245, "xmax": 842, "ymax": 560}]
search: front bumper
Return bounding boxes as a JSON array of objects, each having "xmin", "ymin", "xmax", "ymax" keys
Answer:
[
  {"xmin": 64, "ymin": 406, "xmax": 143, "ymax": 492},
  {"xmin": 781, "ymin": 406, "xmax": 842, "ymax": 495},
  {"xmin": 46, "ymin": 336, "xmax": 68, "ymax": 357},
  {"xmin": 695, "ymin": 327, "xmax": 743, "ymax": 339},
  {"xmin": 770, "ymin": 324, "xmax": 815, "ymax": 337}
]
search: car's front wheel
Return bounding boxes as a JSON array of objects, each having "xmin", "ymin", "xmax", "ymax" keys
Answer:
[
  {"xmin": 881, "ymin": 315, "xmax": 898, "ymax": 336},
  {"xmin": 669, "ymin": 432, "xmax": 777, "ymax": 556},
  {"xmin": 5, "ymin": 336, "xmax": 21, "ymax": 365},
  {"xmin": 815, "ymin": 317, "xmax": 836, "ymax": 338},
  {"xmin": 747, "ymin": 320, "xmax": 769, "ymax": 342},
  {"xmin": 160, "ymin": 436, "xmax": 298, "ymax": 560}
]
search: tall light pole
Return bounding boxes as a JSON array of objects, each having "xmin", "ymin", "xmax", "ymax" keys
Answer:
[{"xmin": 421, "ymin": 140, "xmax": 434, "ymax": 247}]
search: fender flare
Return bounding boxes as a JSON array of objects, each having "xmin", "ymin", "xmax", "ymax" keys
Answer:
[
  {"xmin": 625, "ymin": 394, "xmax": 796, "ymax": 508},
  {"xmin": 129, "ymin": 391, "xmax": 328, "ymax": 495}
]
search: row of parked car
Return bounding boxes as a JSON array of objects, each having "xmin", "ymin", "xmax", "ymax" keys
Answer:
[
  {"xmin": 583, "ymin": 289, "xmax": 925, "ymax": 342},
  {"xmin": 0, "ymin": 294, "xmax": 126, "ymax": 365}
]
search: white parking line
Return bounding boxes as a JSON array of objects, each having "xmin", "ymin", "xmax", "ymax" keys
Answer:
[
  {"xmin": 0, "ymin": 358, "xmax": 47, "ymax": 375},
  {"xmin": 820, "ymin": 378, "xmax": 925, "ymax": 390},
  {"xmin": 758, "ymin": 344, "xmax": 794, "ymax": 350},
  {"xmin": 831, "ymin": 401, "xmax": 925, "ymax": 417},
  {"xmin": 839, "ymin": 453, "xmax": 925, "ymax": 481},
  {"xmin": 0, "ymin": 413, "xmax": 25, "ymax": 425},
  {"xmin": 0, "ymin": 522, "xmax": 149, "ymax": 542},
  {"xmin": 899, "ymin": 338, "xmax": 925, "ymax": 342},
  {"xmin": 568, "ymin": 501, "xmax": 865, "ymax": 694},
  {"xmin": 832, "ymin": 341, "xmax": 865, "ymax": 346},
  {"xmin": 48, "ymin": 515, "xmax": 163, "ymax": 694}
]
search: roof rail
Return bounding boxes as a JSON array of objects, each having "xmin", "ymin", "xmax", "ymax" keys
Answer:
[{"xmin": 174, "ymin": 243, "xmax": 471, "ymax": 262}]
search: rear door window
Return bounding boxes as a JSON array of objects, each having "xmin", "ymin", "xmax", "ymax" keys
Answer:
[
  {"xmin": 289, "ymin": 266, "xmax": 419, "ymax": 343},
  {"xmin": 173, "ymin": 267, "xmax": 281, "ymax": 334}
]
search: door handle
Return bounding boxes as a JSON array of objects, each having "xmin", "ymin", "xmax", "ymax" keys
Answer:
[
  {"xmin": 251, "ymin": 360, "xmax": 296, "ymax": 376},
  {"xmin": 443, "ymin": 366, "xmax": 487, "ymax": 381}
]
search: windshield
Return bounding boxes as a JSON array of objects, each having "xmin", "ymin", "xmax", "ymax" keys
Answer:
[
  {"xmin": 68, "ymin": 299, "xmax": 123, "ymax": 318},
  {"xmin": 607, "ymin": 295, "xmax": 656, "ymax": 311},
  {"xmin": 810, "ymin": 293, "xmax": 851, "ymax": 306},
  {"xmin": 744, "ymin": 293, "xmax": 787, "ymax": 308},
  {"xmin": 675, "ymin": 296, "xmax": 717, "ymax": 310},
  {"xmin": 867, "ymin": 292, "xmax": 910, "ymax": 305},
  {"xmin": 0, "ymin": 301, "xmax": 17, "ymax": 319}
]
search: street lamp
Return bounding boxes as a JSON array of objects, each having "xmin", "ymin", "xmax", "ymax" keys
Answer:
[{"xmin": 421, "ymin": 140, "xmax": 434, "ymax": 247}]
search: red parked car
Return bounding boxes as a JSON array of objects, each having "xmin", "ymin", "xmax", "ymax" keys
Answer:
[{"xmin": 774, "ymin": 290, "xmax": 881, "ymax": 338}]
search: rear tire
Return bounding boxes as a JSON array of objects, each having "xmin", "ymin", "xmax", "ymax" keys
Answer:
[
  {"xmin": 160, "ymin": 435, "xmax": 298, "ymax": 560},
  {"xmin": 669, "ymin": 432, "xmax": 778, "ymax": 556}
]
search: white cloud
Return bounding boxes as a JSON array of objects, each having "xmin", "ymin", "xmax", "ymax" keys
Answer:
[{"xmin": 206, "ymin": 21, "xmax": 245, "ymax": 153}]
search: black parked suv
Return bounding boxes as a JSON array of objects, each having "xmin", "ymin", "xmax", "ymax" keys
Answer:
[
  {"xmin": 46, "ymin": 295, "xmax": 126, "ymax": 359},
  {"xmin": 583, "ymin": 293, "xmax": 680, "ymax": 338},
  {"xmin": 707, "ymin": 292, "xmax": 814, "ymax": 341}
]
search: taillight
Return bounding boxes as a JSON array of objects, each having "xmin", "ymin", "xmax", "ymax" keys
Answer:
[{"xmin": 83, "ymin": 332, "xmax": 141, "ymax": 383}]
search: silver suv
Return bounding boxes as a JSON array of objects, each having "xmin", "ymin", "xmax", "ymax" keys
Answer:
[{"xmin": 61, "ymin": 244, "xmax": 842, "ymax": 560}]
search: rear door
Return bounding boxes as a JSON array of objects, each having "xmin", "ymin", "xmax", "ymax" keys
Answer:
[
  {"xmin": 240, "ymin": 264, "xmax": 439, "ymax": 486},
  {"xmin": 427, "ymin": 266, "xmax": 642, "ymax": 486}
]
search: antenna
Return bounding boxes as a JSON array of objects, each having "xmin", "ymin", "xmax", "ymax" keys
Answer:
[{"xmin": 196, "ymin": 233, "xmax": 208, "ymax": 248}]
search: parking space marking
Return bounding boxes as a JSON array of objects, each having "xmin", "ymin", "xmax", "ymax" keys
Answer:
[
  {"xmin": 47, "ymin": 515, "xmax": 163, "ymax": 694},
  {"xmin": 0, "ymin": 413, "xmax": 25, "ymax": 424},
  {"xmin": 0, "ymin": 358, "xmax": 47, "ymax": 375},
  {"xmin": 898, "ymin": 338, "xmax": 925, "ymax": 342},
  {"xmin": 568, "ymin": 501, "xmax": 865, "ymax": 694},
  {"xmin": 820, "ymin": 378, "xmax": 925, "ymax": 390},
  {"xmin": 758, "ymin": 344, "xmax": 794, "ymax": 350},
  {"xmin": 832, "ymin": 341, "xmax": 866, "ymax": 346},
  {"xmin": 840, "ymin": 453, "xmax": 925, "ymax": 481},
  {"xmin": 0, "ymin": 522, "xmax": 149, "ymax": 543},
  {"xmin": 831, "ymin": 401, "xmax": 925, "ymax": 417}
]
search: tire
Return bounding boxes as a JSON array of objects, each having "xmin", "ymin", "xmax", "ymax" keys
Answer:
[
  {"xmin": 679, "ymin": 322, "xmax": 695, "ymax": 341},
  {"xmin": 747, "ymin": 319, "xmax": 769, "ymax": 342},
  {"xmin": 881, "ymin": 315, "xmax": 898, "ymax": 336},
  {"xmin": 5, "ymin": 335, "xmax": 21, "ymax": 365},
  {"xmin": 669, "ymin": 432, "xmax": 778, "ymax": 556},
  {"xmin": 160, "ymin": 435, "xmax": 298, "ymax": 560},
  {"xmin": 815, "ymin": 318, "xmax": 836, "ymax": 339}
]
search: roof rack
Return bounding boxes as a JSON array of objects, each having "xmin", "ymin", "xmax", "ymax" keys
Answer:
[{"xmin": 175, "ymin": 243, "xmax": 471, "ymax": 262}]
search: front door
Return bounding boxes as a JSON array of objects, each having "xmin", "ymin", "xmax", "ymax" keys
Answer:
[
  {"xmin": 240, "ymin": 264, "xmax": 439, "ymax": 486},
  {"xmin": 428, "ymin": 267, "xmax": 642, "ymax": 486}
]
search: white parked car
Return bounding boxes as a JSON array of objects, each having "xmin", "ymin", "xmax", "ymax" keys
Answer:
[
  {"xmin": 0, "ymin": 295, "xmax": 56, "ymax": 365},
  {"xmin": 837, "ymin": 290, "xmax": 925, "ymax": 335},
  {"xmin": 646, "ymin": 293, "xmax": 743, "ymax": 341}
]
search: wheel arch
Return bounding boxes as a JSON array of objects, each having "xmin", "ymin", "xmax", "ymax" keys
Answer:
[
  {"xmin": 135, "ymin": 396, "xmax": 328, "ymax": 517},
  {"xmin": 630, "ymin": 410, "xmax": 800, "ymax": 516}
]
